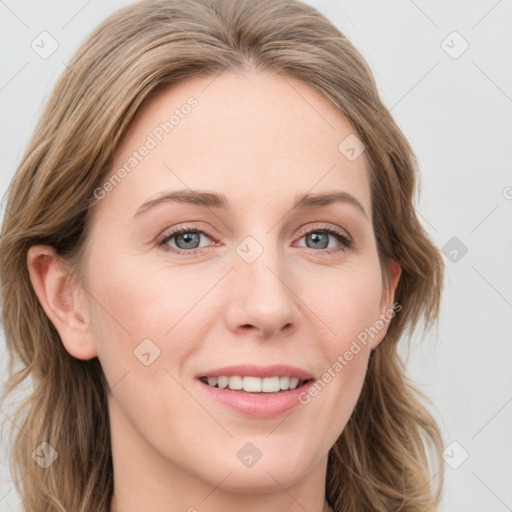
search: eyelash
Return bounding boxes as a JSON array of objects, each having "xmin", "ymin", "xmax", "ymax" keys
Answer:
[{"xmin": 157, "ymin": 223, "xmax": 352, "ymax": 257}]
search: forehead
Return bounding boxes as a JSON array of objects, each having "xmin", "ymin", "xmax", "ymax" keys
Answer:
[{"xmin": 94, "ymin": 68, "xmax": 371, "ymax": 222}]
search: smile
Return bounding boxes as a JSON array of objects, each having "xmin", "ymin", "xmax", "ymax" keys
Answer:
[{"xmin": 198, "ymin": 375, "xmax": 312, "ymax": 393}]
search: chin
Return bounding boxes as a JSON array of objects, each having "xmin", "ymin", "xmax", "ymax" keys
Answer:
[{"xmin": 205, "ymin": 465, "xmax": 309, "ymax": 494}]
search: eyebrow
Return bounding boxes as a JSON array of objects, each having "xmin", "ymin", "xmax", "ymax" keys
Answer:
[{"xmin": 133, "ymin": 189, "xmax": 368, "ymax": 220}]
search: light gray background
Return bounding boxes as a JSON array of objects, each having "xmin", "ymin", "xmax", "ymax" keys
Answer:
[{"xmin": 1, "ymin": 1, "xmax": 511, "ymax": 511}]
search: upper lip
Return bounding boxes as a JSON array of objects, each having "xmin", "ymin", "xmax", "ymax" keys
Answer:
[{"xmin": 196, "ymin": 364, "xmax": 315, "ymax": 380}]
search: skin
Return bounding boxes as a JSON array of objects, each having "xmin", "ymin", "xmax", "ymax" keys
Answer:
[{"xmin": 27, "ymin": 67, "xmax": 400, "ymax": 512}]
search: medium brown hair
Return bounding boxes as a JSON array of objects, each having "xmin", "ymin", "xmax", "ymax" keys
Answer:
[{"xmin": 0, "ymin": 0, "xmax": 444, "ymax": 510}]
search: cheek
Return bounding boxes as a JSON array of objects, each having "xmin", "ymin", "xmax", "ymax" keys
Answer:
[
  {"xmin": 86, "ymin": 248, "xmax": 194, "ymax": 343},
  {"xmin": 85, "ymin": 263, "xmax": 200, "ymax": 453},
  {"xmin": 85, "ymin": 251, "xmax": 215, "ymax": 407},
  {"xmin": 83, "ymin": 258, "xmax": 172, "ymax": 389},
  {"xmin": 301, "ymin": 260, "xmax": 383, "ymax": 347},
  {"xmin": 292, "ymin": 260, "xmax": 382, "ymax": 435}
]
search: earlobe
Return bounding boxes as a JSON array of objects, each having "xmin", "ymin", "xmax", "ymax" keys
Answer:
[{"xmin": 26, "ymin": 245, "xmax": 98, "ymax": 360}]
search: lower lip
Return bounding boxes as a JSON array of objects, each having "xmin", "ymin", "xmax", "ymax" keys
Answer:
[{"xmin": 195, "ymin": 379, "xmax": 315, "ymax": 418}]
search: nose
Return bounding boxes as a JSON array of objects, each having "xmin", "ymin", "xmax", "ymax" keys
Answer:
[{"xmin": 224, "ymin": 238, "xmax": 301, "ymax": 340}]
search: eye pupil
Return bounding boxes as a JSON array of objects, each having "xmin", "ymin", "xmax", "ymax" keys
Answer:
[
  {"xmin": 176, "ymin": 232, "xmax": 200, "ymax": 249},
  {"xmin": 306, "ymin": 232, "xmax": 329, "ymax": 249}
]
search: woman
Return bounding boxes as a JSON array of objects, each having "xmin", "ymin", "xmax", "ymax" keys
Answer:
[{"xmin": 0, "ymin": 0, "xmax": 445, "ymax": 510}]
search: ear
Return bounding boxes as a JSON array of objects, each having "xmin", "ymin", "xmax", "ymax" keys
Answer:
[
  {"xmin": 27, "ymin": 245, "xmax": 98, "ymax": 360},
  {"xmin": 370, "ymin": 258, "xmax": 402, "ymax": 350}
]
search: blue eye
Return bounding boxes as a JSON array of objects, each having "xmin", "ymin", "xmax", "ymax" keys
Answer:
[
  {"xmin": 157, "ymin": 223, "xmax": 352, "ymax": 256},
  {"xmin": 158, "ymin": 226, "xmax": 213, "ymax": 255},
  {"xmin": 296, "ymin": 227, "xmax": 352, "ymax": 253}
]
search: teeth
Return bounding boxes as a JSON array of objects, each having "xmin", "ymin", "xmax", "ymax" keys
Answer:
[
  {"xmin": 262, "ymin": 376, "xmax": 280, "ymax": 392},
  {"xmin": 229, "ymin": 376, "xmax": 243, "ymax": 390},
  {"xmin": 217, "ymin": 376, "xmax": 229, "ymax": 389},
  {"xmin": 201, "ymin": 375, "xmax": 307, "ymax": 393},
  {"xmin": 243, "ymin": 376, "xmax": 262, "ymax": 392}
]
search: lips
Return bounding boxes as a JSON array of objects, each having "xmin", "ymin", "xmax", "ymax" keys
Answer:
[
  {"xmin": 195, "ymin": 376, "xmax": 316, "ymax": 418},
  {"xmin": 194, "ymin": 364, "xmax": 317, "ymax": 417},
  {"xmin": 195, "ymin": 364, "xmax": 315, "ymax": 381}
]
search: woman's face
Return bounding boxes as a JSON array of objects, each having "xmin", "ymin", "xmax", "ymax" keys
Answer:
[{"xmin": 74, "ymin": 69, "xmax": 399, "ymax": 501}]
